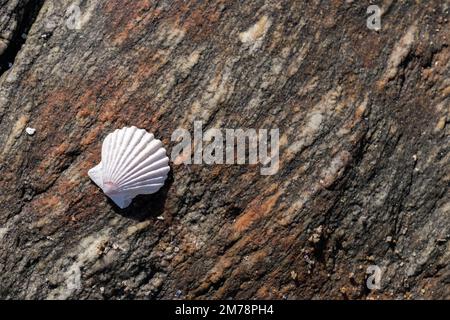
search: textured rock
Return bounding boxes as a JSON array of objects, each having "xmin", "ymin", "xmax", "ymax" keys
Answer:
[{"xmin": 0, "ymin": 0, "xmax": 449, "ymax": 299}]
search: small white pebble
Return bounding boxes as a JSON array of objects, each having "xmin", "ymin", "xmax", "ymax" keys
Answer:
[
  {"xmin": 156, "ymin": 215, "xmax": 165, "ymax": 220},
  {"xmin": 25, "ymin": 127, "xmax": 36, "ymax": 135}
]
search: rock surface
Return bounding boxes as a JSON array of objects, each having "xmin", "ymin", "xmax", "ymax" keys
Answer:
[{"xmin": 0, "ymin": 0, "xmax": 449, "ymax": 299}]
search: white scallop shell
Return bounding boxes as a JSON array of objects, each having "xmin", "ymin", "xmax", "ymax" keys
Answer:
[{"xmin": 88, "ymin": 126, "xmax": 170, "ymax": 209}]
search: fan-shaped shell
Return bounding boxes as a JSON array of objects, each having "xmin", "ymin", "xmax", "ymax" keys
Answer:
[{"xmin": 88, "ymin": 126, "xmax": 170, "ymax": 208}]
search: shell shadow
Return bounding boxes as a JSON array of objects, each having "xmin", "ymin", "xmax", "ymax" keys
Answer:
[{"xmin": 108, "ymin": 170, "xmax": 174, "ymax": 221}]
